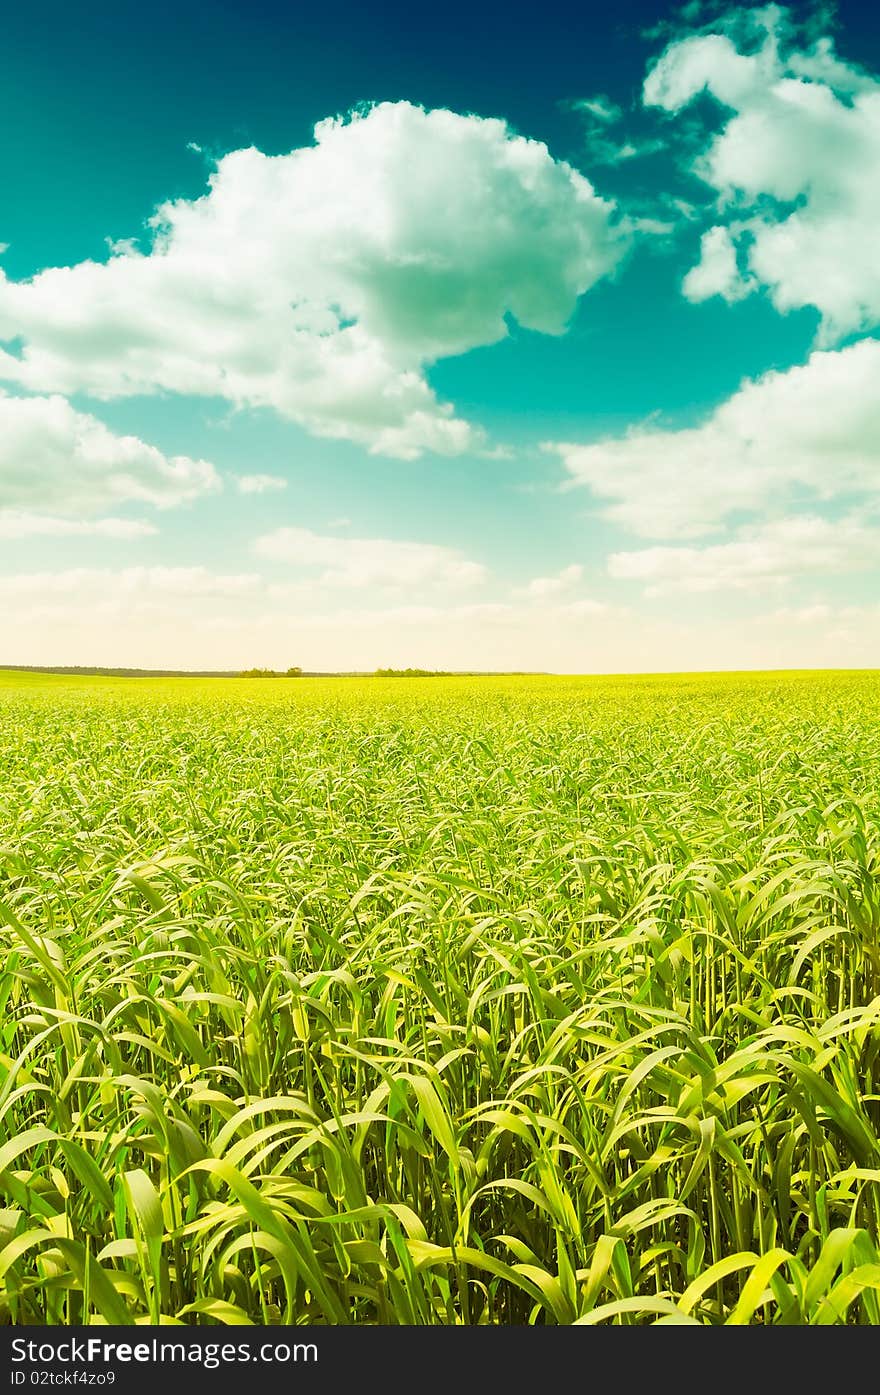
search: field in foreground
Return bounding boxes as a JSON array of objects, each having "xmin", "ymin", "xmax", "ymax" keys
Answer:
[{"xmin": 2, "ymin": 669, "xmax": 880, "ymax": 1326}]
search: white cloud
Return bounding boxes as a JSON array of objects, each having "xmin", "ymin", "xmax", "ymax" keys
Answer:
[
  {"xmin": 0, "ymin": 511, "xmax": 156, "ymax": 539},
  {"xmin": 255, "ymin": 526, "xmax": 487, "ymax": 588},
  {"xmin": 572, "ymin": 96, "xmax": 623, "ymax": 124},
  {"xmin": 570, "ymin": 93, "xmax": 666, "ymax": 167},
  {"xmin": 0, "ymin": 567, "xmax": 263, "ymax": 641},
  {"xmin": 0, "ymin": 569, "xmax": 626, "ymax": 673},
  {"xmin": 515, "ymin": 563, "xmax": 584, "ymax": 598},
  {"xmin": 758, "ymin": 603, "xmax": 833, "ymax": 626},
  {"xmin": 559, "ymin": 597, "xmax": 608, "ymax": 617},
  {"xmin": 0, "ymin": 391, "xmax": 219, "ymax": 513},
  {"xmin": 234, "ymin": 473, "xmax": 287, "ymax": 494},
  {"xmin": 0, "ymin": 566, "xmax": 261, "ymax": 601},
  {"xmin": 288, "ymin": 601, "xmax": 517, "ymax": 630},
  {"xmin": 0, "ymin": 102, "xmax": 626, "ymax": 458},
  {"xmin": 609, "ymin": 516, "xmax": 878, "ymax": 594},
  {"xmin": 682, "ymin": 225, "xmax": 754, "ymax": 302},
  {"xmin": 644, "ymin": 9, "xmax": 880, "ymax": 339},
  {"xmin": 548, "ymin": 337, "xmax": 880, "ymax": 539},
  {"xmin": 128, "ymin": 567, "xmax": 262, "ymax": 598},
  {"xmin": 8, "ymin": 562, "xmax": 880, "ymax": 672}
]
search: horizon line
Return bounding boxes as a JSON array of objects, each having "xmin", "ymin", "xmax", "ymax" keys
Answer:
[{"xmin": 3, "ymin": 664, "xmax": 880, "ymax": 681}]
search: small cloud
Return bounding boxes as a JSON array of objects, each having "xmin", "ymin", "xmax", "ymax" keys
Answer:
[
  {"xmin": 568, "ymin": 95, "xmax": 623, "ymax": 124},
  {"xmin": 0, "ymin": 512, "xmax": 157, "ymax": 540},
  {"xmin": 682, "ymin": 226, "xmax": 755, "ymax": 304},
  {"xmin": 608, "ymin": 516, "xmax": 879, "ymax": 595},
  {"xmin": 234, "ymin": 473, "xmax": 288, "ymax": 495},
  {"xmin": 759, "ymin": 604, "xmax": 834, "ymax": 626},
  {"xmin": 670, "ymin": 197, "xmax": 701, "ymax": 222},
  {"xmin": 560, "ymin": 597, "xmax": 609, "ymax": 618},
  {"xmin": 106, "ymin": 237, "xmax": 141, "ymax": 258},
  {"xmin": 255, "ymin": 526, "xmax": 487, "ymax": 589},
  {"xmin": 515, "ymin": 563, "xmax": 584, "ymax": 599},
  {"xmin": 589, "ymin": 136, "xmax": 667, "ymax": 166},
  {"xmin": 0, "ymin": 392, "xmax": 219, "ymax": 515},
  {"xmin": 565, "ymin": 92, "xmax": 665, "ymax": 168},
  {"xmin": 629, "ymin": 215, "xmax": 677, "ymax": 236}
]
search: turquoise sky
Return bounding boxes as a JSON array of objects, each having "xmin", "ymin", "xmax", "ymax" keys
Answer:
[{"xmin": 1, "ymin": 0, "xmax": 878, "ymax": 671}]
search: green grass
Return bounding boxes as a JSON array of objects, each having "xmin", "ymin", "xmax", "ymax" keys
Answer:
[{"xmin": 3, "ymin": 669, "xmax": 880, "ymax": 1325}]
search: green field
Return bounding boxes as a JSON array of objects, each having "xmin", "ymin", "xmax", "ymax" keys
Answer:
[{"xmin": 3, "ymin": 669, "xmax": 880, "ymax": 1325}]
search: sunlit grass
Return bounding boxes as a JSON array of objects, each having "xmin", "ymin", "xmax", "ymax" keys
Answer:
[{"xmin": 2, "ymin": 669, "xmax": 880, "ymax": 1324}]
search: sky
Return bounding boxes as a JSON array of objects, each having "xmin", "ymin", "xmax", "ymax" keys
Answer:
[{"xmin": 2, "ymin": 0, "xmax": 880, "ymax": 673}]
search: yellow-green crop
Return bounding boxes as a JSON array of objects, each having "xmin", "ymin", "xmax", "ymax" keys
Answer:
[{"xmin": 3, "ymin": 668, "xmax": 880, "ymax": 1325}]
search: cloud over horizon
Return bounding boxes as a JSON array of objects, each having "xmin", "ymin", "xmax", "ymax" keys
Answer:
[
  {"xmin": 548, "ymin": 338, "xmax": 880, "ymax": 540},
  {"xmin": 609, "ymin": 515, "xmax": 879, "ymax": 594}
]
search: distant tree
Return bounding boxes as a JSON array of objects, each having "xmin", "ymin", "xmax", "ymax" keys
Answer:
[
  {"xmin": 374, "ymin": 668, "xmax": 453, "ymax": 677},
  {"xmin": 239, "ymin": 666, "xmax": 304, "ymax": 677}
]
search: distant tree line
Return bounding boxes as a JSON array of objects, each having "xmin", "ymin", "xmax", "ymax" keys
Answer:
[
  {"xmin": 374, "ymin": 668, "xmax": 454, "ymax": 677},
  {"xmin": 238, "ymin": 667, "xmax": 303, "ymax": 677}
]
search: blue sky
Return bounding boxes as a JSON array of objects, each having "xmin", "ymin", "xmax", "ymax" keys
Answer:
[{"xmin": 1, "ymin": 0, "xmax": 879, "ymax": 671}]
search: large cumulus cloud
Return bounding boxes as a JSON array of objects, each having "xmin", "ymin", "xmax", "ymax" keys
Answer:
[{"xmin": 0, "ymin": 102, "xmax": 627, "ymax": 457}]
